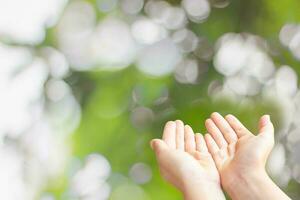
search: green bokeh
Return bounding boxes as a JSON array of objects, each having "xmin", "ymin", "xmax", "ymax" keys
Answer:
[{"xmin": 43, "ymin": 0, "xmax": 300, "ymax": 199}]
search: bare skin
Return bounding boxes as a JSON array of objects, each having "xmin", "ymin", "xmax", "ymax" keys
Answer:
[
  {"xmin": 151, "ymin": 120, "xmax": 225, "ymax": 200},
  {"xmin": 205, "ymin": 112, "xmax": 291, "ymax": 200}
]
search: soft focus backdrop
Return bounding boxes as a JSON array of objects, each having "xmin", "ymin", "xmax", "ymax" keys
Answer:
[{"xmin": 0, "ymin": 0, "xmax": 300, "ymax": 199}]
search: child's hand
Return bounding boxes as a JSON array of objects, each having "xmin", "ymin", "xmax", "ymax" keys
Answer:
[
  {"xmin": 151, "ymin": 120, "xmax": 225, "ymax": 200},
  {"xmin": 204, "ymin": 112, "xmax": 274, "ymax": 189}
]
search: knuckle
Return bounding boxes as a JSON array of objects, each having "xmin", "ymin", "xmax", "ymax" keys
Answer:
[
  {"xmin": 224, "ymin": 128, "xmax": 232, "ymax": 134},
  {"xmin": 236, "ymin": 127, "xmax": 244, "ymax": 134}
]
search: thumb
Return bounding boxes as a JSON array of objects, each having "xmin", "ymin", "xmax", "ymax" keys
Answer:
[
  {"xmin": 258, "ymin": 115, "xmax": 274, "ymax": 139},
  {"xmin": 150, "ymin": 139, "xmax": 168, "ymax": 154}
]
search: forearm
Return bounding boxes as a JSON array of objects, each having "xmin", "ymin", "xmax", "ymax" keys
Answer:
[
  {"xmin": 224, "ymin": 170, "xmax": 291, "ymax": 200},
  {"xmin": 183, "ymin": 181, "xmax": 225, "ymax": 200}
]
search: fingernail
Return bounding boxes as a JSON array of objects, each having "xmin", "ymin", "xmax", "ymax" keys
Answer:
[
  {"xmin": 211, "ymin": 112, "xmax": 219, "ymax": 117},
  {"xmin": 226, "ymin": 114, "xmax": 233, "ymax": 119},
  {"xmin": 262, "ymin": 115, "xmax": 270, "ymax": 125},
  {"xmin": 265, "ymin": 115, "xmax": 270, "ymax": 121}
]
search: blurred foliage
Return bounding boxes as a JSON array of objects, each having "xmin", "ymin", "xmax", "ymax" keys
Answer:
[{"xmin": 40, "ymin": 0, "xmax": 300, "ymax": 199}]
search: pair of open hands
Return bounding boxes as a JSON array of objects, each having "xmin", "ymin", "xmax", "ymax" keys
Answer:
[{"xmin": 151, "ymin": 113, "xmax": 290, "ymax": 200}]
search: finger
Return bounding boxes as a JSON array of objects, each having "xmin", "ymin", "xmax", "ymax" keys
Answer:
[
  {"xmin": 175, "ymin": 120, "xmax": 185, "ymax": 150},
  {"xmin": 211, "ymin": 152, "xmax": 224, "ymax": 171},
  {"xmin": 225, "ymin": 114, "xmax": 251, "ymax": 138},
  {"xmin": 162, "ymin": 121, "xmax": 176, "ymax": 149},
  {"xmin": 150, "ymin": 139, "xmax": 168, "ymax": 155},
  {"xmin": 195, "ymin": 133, "xmax": 208, "ymax": 152},
  {"xmin": 204, "ymin": 134, "xmax": 219, "ymax": 155},
  {"xmin": 211, "ymin": 112, "xmax": 238, "ymax": 144},
  {"xmin": 205, "ymin": 119, "xmax": 227, "ymax": 148},
  {"xmin": 258, "ymin": 115, "xmax": 274, "ymax": 139},
  {"xmin": 204, "ymin": 134, "xmax": 223, "ymax": 170},
  {"xmin": 184, "ymin": 125, "xmax": 196, "ymax": 152}
]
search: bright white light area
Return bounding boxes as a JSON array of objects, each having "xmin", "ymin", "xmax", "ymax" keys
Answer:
[
  {"xmin": 162, "ymin": 6, "xmax": 187, "ymax": 30},
  {"xmin": 225, "ymin": 74, "xmax": 261, "ymax": 96},
  {"xmin": 121, "ymin": 0, "xmax": 144, "ymax": 15},
  {"xmin": 175, "ymin": 59, "xmax": 199, "ymax": 84},
  {"xmin": 0, "ymin": 0, "xmax": 67, "ymax": 44},
  {"xmin": 71, "ymin": 154, "xmax": 111, "ymax": 200},
  {"xmin": 145, "ymin": 1, "xmax": 170, "ymax": 24},
  {"xmin": 42, "ymin": 47, "xmax": 69, "ymax": 79},
  {"xmin": 0, "ymin": 43, "xmax": 75, "ymax": 200},
  {"xmin": 279, "ymin": 24, "xmax": 300, "ymax": 47},
  {"xmin": 244, "ymin": 51, "xmax": 275, "ymax": 83},
  {"xmin": 275, "ymin": 65, "xmax": 298, "ymax": 97},
  {"xmin": 22, "ymin": 120, "xmax": 69, "ymax": 179},
  {"xmin": 46, "ymin": 81, "xmax": 81, "ymax": 135},
  {"xmin": 131, "ymin": 17, "xmax": 167, "ymax": 45},
  {"xmin": 182, "ymin": 0, "xmax": 211, "ymax": 23},
  {"xmin": 0, "ymin": 43, "xmax": 32, "ymax": 76},
  {"xmin": 287, "ymin": 128, "xmax": 300, "ymax": 151},
  {"xmin": 0, "ymin": 47, "xmax": 48, "ymax": 138},
  {"xmin": 145, "ymin": 1, "xmax": 186, "ymax": 29},
  {"xmin": 58, "ymin": 2, "xmax": 137, "ymax": 70},
  {"xmin": 214, "ymin": 33, "xmax": 275, "ymax": 83},
  {"xmin": 289, "ymin": 32, "xmax": 300, "ymax": 60},
  {"xmin": 214, "ymin": 34, "xmax": 249, "ymax": 76},
  {"xmin": 90, "ymin": 17, "xmax": 137, "ymax": 69},
  {"xmin": 172, "ymin": 29, "xmax": 199, "ymax": 53},
  {"xmin": 279, "ymin": 23, "xmax": 300, "ymax": 61},
  {"xmin": 267, "ymin": 144, "xmax": 286, "ymax": 177},
  {"xmin": 56, "ymin": 0, "xmax": 96, "ymax": 69},
  {"xmin": 136, "ymin": 39, "xmax": 181, "ymax": 76},
  {"xmin": 0, "ymin": 146, "xmax": 30, "ymax": 200}
]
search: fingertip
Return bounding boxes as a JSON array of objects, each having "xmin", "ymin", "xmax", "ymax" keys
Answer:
[
  {"xmin": 260, "ymin": 115, "xmax": 271, "ymax": 126},
  {"xmin": 165, "ymin": 121, "xmax": 175, "ymax": 127},
  {"xmin": 204, "ymin": 133, "xmax": 210, "ymax": 140},
  {"xmin": 163, "ymin": 121, "xmax": 176, "ymax": 132},
  {"xmin": 195, "ymin": 132, "xmax": 202, "ymax": 137},
  {"xmin": 258, "ymin": 115, "xmax": 274, "ymax": 138},
  {"xmin": 225, "ymin": 114, "xmax": 234, "ymax": 120},
  {"xmin": 185, "ymin": 125, "xmax": 194, "ymax": 134},
  {"xmin": 265, "ymin": 115, "xmax": 271, "ymax": 121},
  {"xmin": 205, "ymin": 118, "xmax": 211, "ymax": 125},
  {"xmin": 175, "ymin": 120, "xmax": 184, "ymax": 125},
  {"xmin": 265, "ymin": 114, "xmax": 270, "ymax": 118},
  {"xmin": 211, "ymin": 112, "xmax": 225, "ymax": 123},
  {"xmin": 185, "ymin": 124, "xmax": 191, "ymax": 129},
  {"xmin": 211, "ymin": 112, "xmax": 220, "ymax": 118},
  {"xmin": 204, "ymin": 133, "xmax": 214, "ymax": 143},
  {"xmin": 195, "ymin": 133, "xmax": 203, "ymax": 140},
  {"xmin": 150, "ymin": 139, "xmax": 158, "ymax": 149},
  {"xmin": 151, "ymin": 139, "xmax": 166, "ymax": 151},
  {"xmin": 205, "ymin": 119, "xmax": 214, "ymax": 130}
]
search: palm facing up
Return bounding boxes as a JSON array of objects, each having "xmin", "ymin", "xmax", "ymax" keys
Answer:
[
  {"xmin": 204, "ymin": 113, "xmax": 274, "ymax": 187},
  {"xmin": 151, "ymin": 120, "xmax": 223, "ymax": 196}
]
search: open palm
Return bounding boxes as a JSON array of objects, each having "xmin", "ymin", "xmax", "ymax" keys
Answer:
[
  {"xmin": 151, "ymin": 120, "xmax": 221, "ymax": 191},
  {"xmin": 204, "ymin": 113, "xmax": 274, "ymax": 186}
]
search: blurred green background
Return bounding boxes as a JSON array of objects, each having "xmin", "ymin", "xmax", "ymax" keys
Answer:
[
  {"xmin": 1, "ymin": 0, "xmax": 300, "ymax": 199},
  {"xmin": 47, "ymin": 0, "xmax": 300, "ymax": 199}
]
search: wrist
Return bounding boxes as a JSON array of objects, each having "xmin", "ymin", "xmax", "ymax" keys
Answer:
[
  {"xmin": 182, "ymin": 179, "xmax": 225, "ymax": 200},
  {"xmin": 223, "ymin": 169, "xmax": 274, "ymax": 200},
  {"xmin": 223, "ymin": 168, "xmax": 268, "ymax": 190}
]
